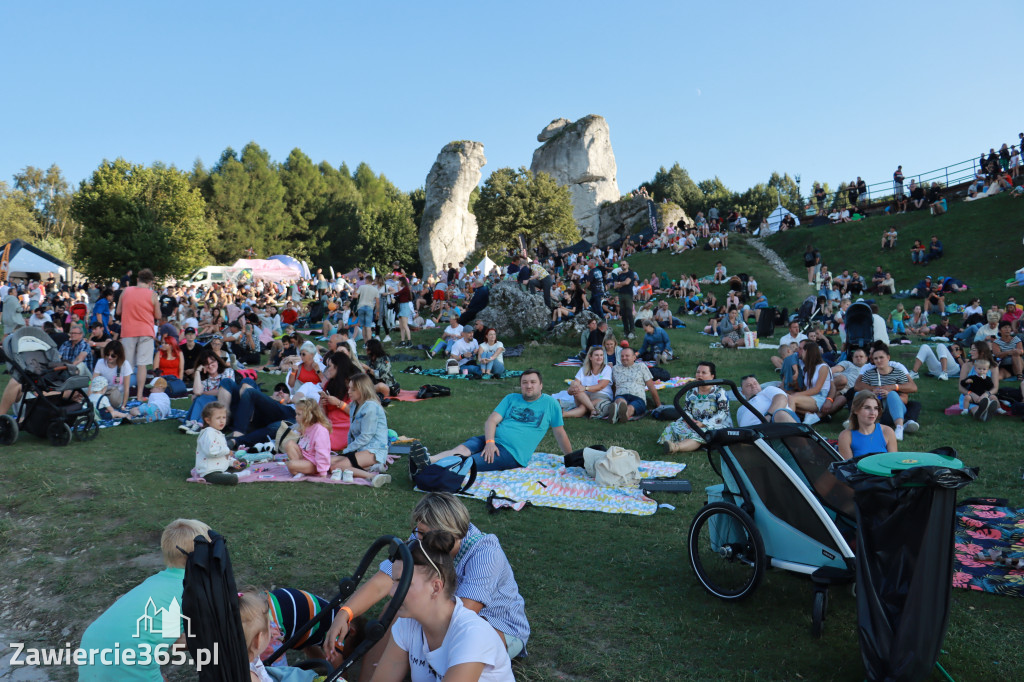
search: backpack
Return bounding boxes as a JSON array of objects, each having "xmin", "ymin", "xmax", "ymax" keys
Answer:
[
  {"xmin": 416, "ymin": 384, "xmax": 451, "ymax": 399},
  {"xmin": 411, "ymin": 455, "xmax": 477, "ymax": 494},
  {"xmin": 756, "ymin": 307, "xmax": 776, "ymax": 338}
]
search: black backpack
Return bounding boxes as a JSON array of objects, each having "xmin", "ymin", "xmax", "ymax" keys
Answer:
[
  {"xmin": 756, "ymin": 307, "xmax": 776, "ymax": 338},
  {"xmin": 416, "ymin": 384, "xmax": 451, "ymax": 399}
]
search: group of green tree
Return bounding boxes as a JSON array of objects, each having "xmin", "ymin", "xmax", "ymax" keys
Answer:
[
  {"xmin": 643, "ymin": 163, "xmax": 828, "ymax": 224},
  {"xmin": 1, "ymin": 146, "xmax": 839, "ymax": 283}
]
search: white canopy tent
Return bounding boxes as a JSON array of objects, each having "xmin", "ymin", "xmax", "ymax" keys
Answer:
[
  {"xmin": 762, "ymin": 205, "xmax": 801, "ymax": 236},
  {"xmin": 473, "ymin": 255, "xmax": 498, "ymax": 276},
  {"xmin": 1, "ymin": 239, "xmax": 70, "ymax": 280}
]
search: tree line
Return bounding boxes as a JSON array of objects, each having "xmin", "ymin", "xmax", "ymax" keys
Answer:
[{"xmin": 0, "ymin": 145, "xmax": 825, "ymax": 282}]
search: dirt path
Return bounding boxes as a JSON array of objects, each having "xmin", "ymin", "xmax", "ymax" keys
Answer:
[{"xmin": 747, "ymin": 237, "xmax": 802, "ymax": 283}]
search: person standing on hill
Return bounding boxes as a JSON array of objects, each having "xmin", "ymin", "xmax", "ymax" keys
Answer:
[
  {"xmin": 893, "ymin": 166, "xmax": 904, "ymax": 197},
  {"xmin": 117, "ymin": 268, "xmax": 159, "ymax": 403},
  {"xmin": 613, "ymin": 259, "xmax": 639, "ymax": 339}
]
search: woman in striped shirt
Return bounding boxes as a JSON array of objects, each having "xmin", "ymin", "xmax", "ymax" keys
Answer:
[
  {"xmin": 990, "ymin": 320, "xmax": 1024, "ymax": 381},
  {"xmin": 854, "ymin": 343, "xmax": 919, "ymax": 441},
  {"xmin": 323, "ymin": 493, "xmax": 529, "ymax": 676}
]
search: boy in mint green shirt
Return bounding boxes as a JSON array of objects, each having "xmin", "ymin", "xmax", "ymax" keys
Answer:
[{"xmin": 78, "ymin": 519, "xmax": 210, "ymax": 681}]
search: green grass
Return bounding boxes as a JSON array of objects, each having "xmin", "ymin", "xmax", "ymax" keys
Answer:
[{"xmin": 2, "ymin": 196, "xmax": 1024, "ymax": 680}]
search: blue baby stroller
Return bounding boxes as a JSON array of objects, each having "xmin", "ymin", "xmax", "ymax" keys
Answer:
[{"xmin": 678, "ymin": 379, "xmax": 856, "ymax": 636}]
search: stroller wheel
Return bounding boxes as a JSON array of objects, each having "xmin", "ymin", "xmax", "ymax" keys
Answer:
[
  {"xmin": 76, "ymin": 420, "xmax": 100, "ymax": 442},
  {"xmin": 0, "ymin": 414, "xmax": 18, "ymax": 446},
  {"xmin": 688, "ymin": 501, "xmax": 766, "ymax": 600},
  {"xmin": 811, "ymin": 590, "xmax": 827, "ymax": 638},
  {"xmin": 46, "ymin": 421, "xmax": 73, "ymax": 447}
]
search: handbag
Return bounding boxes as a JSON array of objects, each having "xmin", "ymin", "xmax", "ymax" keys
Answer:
[{"xmin": 273, "ymin": 420, "xmax": 300, "ymax": 453}]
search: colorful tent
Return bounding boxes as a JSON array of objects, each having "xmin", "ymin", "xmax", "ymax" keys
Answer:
[
  {"xmin": 268, "ymin": 255, "xmax": 310, "ymax": 279},
  {"xmin": 230, "ymin": 259, "xmax": 301, "ymax": 282}
]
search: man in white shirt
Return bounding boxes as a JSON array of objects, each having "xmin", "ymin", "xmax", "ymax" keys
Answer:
[
  {"xmin": 27, "ymin": 306, "xmax": 52, "ymax": 328},
  {"xmin": 736, "ymin": 375, "xmax": 795, "ymax": 427},
  {"xmin": 778, "ymin": 320, "xmax": 808, "ymax": 347},
  {"xmin": 449, "ymin": 326, "xmax": 481, "ymax": 376}
]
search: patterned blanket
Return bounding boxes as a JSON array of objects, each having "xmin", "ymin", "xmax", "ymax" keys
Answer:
[
  {"xmin": 400, "ymin": 367, "xmax": 524, "ymax": 381},
  {"xmin": 460, "ymin": 453, "xmax": 686, "ymax": 516},
  {"xmin": 953, "ymin": 500, "xmax": 1024, "ymax": 597}
]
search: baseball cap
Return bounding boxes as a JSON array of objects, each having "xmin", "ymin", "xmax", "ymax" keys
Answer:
[{"xmin": 185, "ymin": 327, "xmax": 197, "ymax": 335}]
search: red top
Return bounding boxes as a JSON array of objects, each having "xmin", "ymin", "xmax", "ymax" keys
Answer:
[
  {"xmin": 281, "ymin": 308, "xmax": 299, "ymax": 324},
  {"xmin": 119, "ymin": 286, "xmax": 157, "ymax": 338},
  {"xmin": 157, "ymin": 352, "xmax": 182, "ymax": 379}
]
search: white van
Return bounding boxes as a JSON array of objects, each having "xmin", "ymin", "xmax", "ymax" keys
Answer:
[{"xmin": 188, "ymin": 266, "xmax": 239, "ymax": 285}]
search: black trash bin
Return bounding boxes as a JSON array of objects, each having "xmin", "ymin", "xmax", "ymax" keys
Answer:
[{"xmin": 832, "ymin": 452, "xmax": 976, "ymax": 682}]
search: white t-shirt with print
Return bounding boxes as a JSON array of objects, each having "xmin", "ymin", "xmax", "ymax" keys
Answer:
[{"xmin": 390, "ymin": 597, "xmax": 514, "ymax": 682}]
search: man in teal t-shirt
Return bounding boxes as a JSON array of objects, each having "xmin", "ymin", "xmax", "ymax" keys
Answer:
[{"xmin": 429, "ymin": 369, "xmax": 572, "ymax": 470}]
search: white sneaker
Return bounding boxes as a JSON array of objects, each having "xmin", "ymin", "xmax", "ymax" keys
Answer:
[
  {"xmin": 938, "ymin": 372, "xmax": 948, "ymax": 381},
  {"xmin": 383, "ymin": 335, "xmax": 392, "ymax": 343},
  {"xmin": 894, "ymin": 425, "xmax": 904, "ymax": 441},
  {"xmin": 371, "ymin": 473, "xmax": 392, "ymax": 488},
  {"xmin": 330, "ymin": 469, "xmax": 343, "ymax": 481},
  {"xmin": 908, "ymin": 370, "xmax": 920, "ymax": 379},
  {"xmin": 368, "ymin": 462, "xmax": 386, "ymax": 474},
  {"xmin": 803, "ymin": 413, "xmax": 821, "ymax": 426},
  {"xmin": 903, "ymin": 420, "xmax": 920, "ymax": 434},
  {"xmin": 291, "ymin": 473, "xmax": 306, "ymax": 480},
  {"xmin": 627, "ymin": 333, "xmax": 635, "ymax": 340}
]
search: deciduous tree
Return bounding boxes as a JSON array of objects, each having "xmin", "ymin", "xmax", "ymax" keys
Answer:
[{"xmin": 474, "ymin": 167, "xmax": 577, "ymax": 253}]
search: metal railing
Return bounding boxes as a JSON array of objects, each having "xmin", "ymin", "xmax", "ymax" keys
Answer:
[{"xmin": 805, "ymin": 156, "xmax": 982, "ymax": 213}]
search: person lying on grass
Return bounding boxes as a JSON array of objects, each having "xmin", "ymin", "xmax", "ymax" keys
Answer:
[{"xmin": 322, "ymin": 493, "xmax": 528, "ymax": 679}]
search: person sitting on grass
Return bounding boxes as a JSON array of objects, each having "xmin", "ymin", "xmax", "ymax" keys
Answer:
[
  {"xmin": 907, "ymin": 305, "xmax": 933, "ymax": 336},
  {"xmin": 328, "ymin": 373, "xmax": 392, "ymax": 486},
  {"xmin": 415, "ymin": 369, "xmax": 571, "ymax": 471},
  {"xmin": 323, "ymin": 493, "xmax": 529, "ymax": 675},
  {"xmin": 78, "ymin": 519, "xmax": 212, "ymax": 681},
  {"xmin": 449, "ymin": 325, "xmax": 481, "ymax": 377},
  {"xmin": 195, "ymin": 401, "xmax": 246, "ymax": 485},
  {"xmin": 990, "ymin": 320, "xmax": 1024, "ymax": 382},
  {"xmin": 853, "ymin": 343, "xmax": 919, "ymax": 441},
  {"xmin": 477, "ymin": 327, "xmax": 505, "ymax": 378},
  {"xmin": 556, "ymin": 345, "xmax": 613, "ymax": 419},
  {"xmin": 837, "ymin": 391, "xmax": 897, "ymax": 460},
  {"xmin": 368, "ymin": 531, "xmax": 516, "ymax": 682},
  {"xmin": 281, "ymin": 397, "xmax": 333, "ymax": 479},
  {"xmin": 638, "ymin": 319, "xmax": 673, "ymax": 363},
  {"xmin": 659, "ymin": 361, "xmax": 730, "ymax": 453},
  {"xmin": 960, "ymin": 357, "xmax": 998, "ymax": 421},
  {"xmin": 718, "ymin": 307, "xmax": 750, "ymax": 348},
  {"xmin": 365, "ymin": 338, "xmax": 400, "ymax": 400},
  {"xmin": 609, "ymin": 346, "xmax": 662, "ymax": 424},
  {"xmin": 785, "ymin": 341, "xmax": 832, "ymax": 426}
]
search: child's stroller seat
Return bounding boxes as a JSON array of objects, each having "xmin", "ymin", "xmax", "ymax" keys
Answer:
[{"xmin": 1, "ymin": 327, "xmax": 97, "ymax": 446}]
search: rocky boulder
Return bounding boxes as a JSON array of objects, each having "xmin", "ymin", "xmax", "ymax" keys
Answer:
[
  {"xmin": 548, "ymin": 309, "xmax": 602, "ymax": 346},
  {"xmin": 418, "ymin": 141, "xmax": 486, "ymax": 276},
  {"xmin": 475, "ymin": 280, "xmax": 551, "ymax": 338},
  {"xmin": 596, "ymin": 197, "xmax": 693, "ymax": 245},
  {"xmin": 530, "ymin": 115, "xmax": 619, "ymax": 243}
]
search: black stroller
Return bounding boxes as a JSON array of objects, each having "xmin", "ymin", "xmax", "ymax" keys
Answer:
[
  {"xmin": 843, "ymin": 301, "xmax": 875, "ymax": 350},
  {"xmin": 792, "ymin": 295, "xmax": 820, "ymax": 332},
  {"xmin": 0, "ymin": 327, "xmax": 97, "ymax": 446}
]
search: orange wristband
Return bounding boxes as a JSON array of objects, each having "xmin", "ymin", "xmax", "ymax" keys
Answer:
[
  {"xmin": 485, "ymin": 439, "xmax": 495, "ymax": 444},
  {"xmin": 339, "ymin": 606, "xmax": 354, "ymax": 623}
]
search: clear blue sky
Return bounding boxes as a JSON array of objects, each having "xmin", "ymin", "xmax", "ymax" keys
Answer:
[{"xmin": 3, "ymin": 1, "xmax": 1022, "ymax": 199}]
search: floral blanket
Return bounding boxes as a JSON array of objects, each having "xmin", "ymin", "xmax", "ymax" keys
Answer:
[
  {"xmin": 460, "ymin": 453, "xmax": 686, "ymax": 516},
  {"xmin": 953, "ymin": 499, "xmax": 1024, "ymax": 597}
]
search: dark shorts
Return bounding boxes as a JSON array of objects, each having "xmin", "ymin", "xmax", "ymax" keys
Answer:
[{"xmin": 616, "ymin": 394, "xmax": 647, "ymax": 416}]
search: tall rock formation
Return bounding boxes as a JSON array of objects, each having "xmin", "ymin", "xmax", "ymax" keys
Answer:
[
  {"xmin": 419, "ymin": 141, "xmax": 486, "ymax": 276},
  {"xmin": 530, "ymin": 115, "xmax": 619, "ymax": 243}
]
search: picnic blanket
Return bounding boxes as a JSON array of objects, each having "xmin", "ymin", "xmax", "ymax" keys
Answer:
[
  {"xmin": 953, "ymin": 499, "xmax": 1024, "ymax": 596},
  {"xmin": 652, "ymin": 376, "xmax": 695, "ymax": 391},
  {"xmin": 943, "ymin": 402, "xmax": 1015, "ymax": 416},
  {"xmin": 460, "ymin": 453, "xmax": 686, "ymax": 516},
  {"xmin": 394, "ymin": 389, "xmax": 425, "ymax": 402},
  {"xmin": 555, "ymin": 356, "xmax": 657, "ymax": 368},
  {"xmin": 187, "ymin": 453, "xmax": 400, "ymax": 485}
]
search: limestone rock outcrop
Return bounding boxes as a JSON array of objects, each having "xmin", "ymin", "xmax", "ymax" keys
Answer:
[
  {"xmin": 548, "ymin": 310, "xmax": 601, "ymax": 345},
  {"xmin": 418, "ymin": 141, "xmax": 486, "ymax": 276},
  {"xmin": 475, "ymin": 281, "xmax": 551, "ymax": 338},
  {"xmin": 530, "ymin": 115, "xmax": 619, "ymax": 243}
]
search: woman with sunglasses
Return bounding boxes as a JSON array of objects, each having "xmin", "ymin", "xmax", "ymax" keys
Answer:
[{"xmin": 323, "ymin": 493, "xmax": 528, "ymax": 678}]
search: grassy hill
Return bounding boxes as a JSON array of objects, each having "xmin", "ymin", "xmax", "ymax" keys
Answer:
[{"xmin": 2, "ymin": 196, "xmax": 1023, "ymax": 680}]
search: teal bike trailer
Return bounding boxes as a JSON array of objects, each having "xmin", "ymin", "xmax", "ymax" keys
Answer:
[{"xmin": 678, "ymin": 379, "xmax": 856, "ymax": 637}]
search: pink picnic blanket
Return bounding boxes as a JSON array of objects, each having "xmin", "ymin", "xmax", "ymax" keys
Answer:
[
  {"xmin": 394, "ymin": 389, "xmax": 425, "ymax": 402},
  {"xmin": 187, "ymin": 454, "xmax": 399, "ymax": 485}
]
